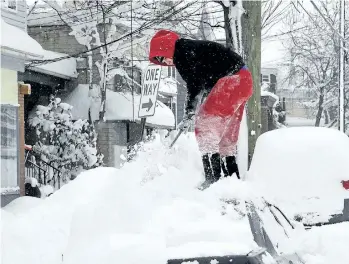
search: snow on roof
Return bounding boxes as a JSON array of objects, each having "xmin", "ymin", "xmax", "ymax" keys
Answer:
[
  {"xmin": 261, "ymin": 90, "xmax": 279, "ymax": 101},
  {"xmin": 158, "ymin": 77, "xmax": 177, "ymax": 96},
  {"xmin": 63, "ymin": 84, "xmax": 175, "ymax": 129},
  {"xmin": 29, "ymin": 50, "xmax": 78, "ymax": 79},
  {"xmin": 261, "ymin": 91, "xmax": 279, "ymax": 108},
  {"xmin": 0, "ymin": 19, "xmax": 44, "ymax": 59}
]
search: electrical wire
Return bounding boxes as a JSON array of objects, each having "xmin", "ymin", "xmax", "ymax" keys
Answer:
[
  {"xmin": 28, "ymin": 7, "xmax": 223, "ymax": 32},
  {"xmin": 27, "ymin": 1, "xmax": 208, "ymax": 68}
]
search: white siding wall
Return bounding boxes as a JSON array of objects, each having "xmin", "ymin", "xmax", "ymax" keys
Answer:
[{"xmin": 1, "ymin": 0, "xmax": 27, "ymax": 30}]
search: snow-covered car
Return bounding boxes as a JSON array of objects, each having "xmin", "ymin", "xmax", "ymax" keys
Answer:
[{"xmin": 246, "ymin": 126, "xmax": 349, "ymax": 226}]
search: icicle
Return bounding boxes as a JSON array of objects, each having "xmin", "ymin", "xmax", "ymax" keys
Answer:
[
  {"xmin": 228, "ymin": 0, "xmax": 244, "ymax": 55},
  {"xmin": 229, "ymin": 4, "xmax": 239, "ymax": 52},
  {"xmin": 236, "ymin": 0, "xmax": 244, "ymax": 55}
]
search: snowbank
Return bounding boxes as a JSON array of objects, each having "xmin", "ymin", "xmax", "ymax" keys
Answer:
[
  {"xmin": 286, "ymin": 116, "xmax": 325, "ymax": 127},
  {"xmin": 0, "ymin": 19, "xmax": 44, "ymax": 58},
  {"xmin": 290, "ymin": 222, "xmax": 349, "ymax": 263},
  {"xmin": 63, "ymin": 85, "xmax": 175, "ymax": 128},
  {"xmin": 2, "ymin": 196, "xmax": 43, "ymax": 216},
  {"xmin": 1, "ymin": 132, "xmax": 258, "ymax": 264},
  {"xmin": 247, "ymin": 127, "xmax": 349, "ymax": 222},
  {"xmin": 3, "ymin": 129, "xmax": 349, "ymax": 263},
  {"xmin": 29, "ymin": 50, "xmax": 78, "ymax": 79}
]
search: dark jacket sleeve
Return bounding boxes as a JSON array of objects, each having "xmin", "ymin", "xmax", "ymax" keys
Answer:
[{"xmin": 185, "ymin": 80, "xmax": 202, "ymax": 114}]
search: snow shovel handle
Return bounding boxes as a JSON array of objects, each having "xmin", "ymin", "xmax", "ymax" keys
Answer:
[{"xmin": 169, "ymin": 128, "xmax": 184, "ymax": 148}]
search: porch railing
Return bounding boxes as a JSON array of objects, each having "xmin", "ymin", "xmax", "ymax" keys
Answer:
[{"xmin": 25, "ymin": 148, "xmax": 62, "ymax": 190}]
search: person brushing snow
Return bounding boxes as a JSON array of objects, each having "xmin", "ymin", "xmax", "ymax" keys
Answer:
[{"xmin": 149, "ymin": 29, "xmax": 253, "ymax": 187}]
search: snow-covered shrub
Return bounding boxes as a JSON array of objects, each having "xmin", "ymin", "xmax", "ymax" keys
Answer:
[
  {"xmin": 30, "ymin": 96, "xmax": 103, "ymax": 183},
  {"xmin": 261, "ymin": 84, "xmax": 286, "ymax": 129},
  {"xmin": 127, "ymin": 128, "xmax": 157, "ymax": 162},
  {"xmin": 24, "ymin": 177, "xmax": 41, "ymax": 198},
  {"xmin": 273, "ymin": 102, "xmax": 286, "ymax": 128}
]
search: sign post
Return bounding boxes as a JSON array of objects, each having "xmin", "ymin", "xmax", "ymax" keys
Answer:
[{"xmin": 138, "ymin": 64, "xmax": 162, "ymax": 139}]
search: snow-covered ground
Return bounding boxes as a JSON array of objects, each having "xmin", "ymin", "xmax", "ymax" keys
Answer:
[
  {"xmin": 291, "ymin": 222, "xmax": 349, "ymax": 263},
  {"xmin": 1, "ymin": 133, "xmax": 258, "ymax": 264},
  {"xmin": 2, "ymin": 128, "xmax": 349, "ymax": 264},
  {"xmin": 285, "ymin": 116, "xmax": 325, "ymax": 127}
]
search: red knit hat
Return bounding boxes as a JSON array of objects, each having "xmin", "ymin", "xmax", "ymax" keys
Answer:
[{"xmin": 149, "ymin": 29, "xmax": 180, "ymax": 66}]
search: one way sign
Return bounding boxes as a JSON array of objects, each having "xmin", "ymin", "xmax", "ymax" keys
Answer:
[{"xmin": 138, "ymin": 64, "xmax": 162, "ymax": 118}]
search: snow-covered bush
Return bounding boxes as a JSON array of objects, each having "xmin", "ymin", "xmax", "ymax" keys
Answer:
[
  {"xmin": 127, "ymin": 129, "xmax": 157, "ymax": 162},
  {"xmin": 261, "ymin": 83, "xmax": 286, "ymax": 129},
  {"xmin": 30, "ymin": 96, "xmax": 103, "ymax": 182}
]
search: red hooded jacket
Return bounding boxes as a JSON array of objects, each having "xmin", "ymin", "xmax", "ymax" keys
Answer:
[
  {"xmin": 149, "ymin": 30, "xmax": 179, "ymax": 66},
  {"xmin": 149, "ymin": 30, "xmax": 250, "ymax": 116}
]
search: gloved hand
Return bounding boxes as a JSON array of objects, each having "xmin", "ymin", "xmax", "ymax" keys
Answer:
[{"xmin": 178, "ymin": 111, "xmax": 195, "ymax": 131}]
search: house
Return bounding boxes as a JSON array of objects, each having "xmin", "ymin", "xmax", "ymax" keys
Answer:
[
  {"xmin": 261, "ymin": 67, "xmax": 278, "ymax": 93},
  {"xmin": 19, "ymin": 50, "xmax": 78, "ymax": 146},
  {"xmin": 1, "ymin": 0, "xmax": 46, "ymax": 207},
  {"xmin": 26, "ymin": 4, "xmax": 176, "ymax": 169}
]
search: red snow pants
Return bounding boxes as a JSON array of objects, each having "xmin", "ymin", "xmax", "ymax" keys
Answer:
[{"xmin": 194, "ymin": 68, "xmax": 253, "ymax": 156}]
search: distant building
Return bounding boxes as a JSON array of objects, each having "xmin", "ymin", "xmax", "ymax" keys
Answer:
[{"xmin": 261, "ymin": 67, "xmax": 277, "ymax": 94}]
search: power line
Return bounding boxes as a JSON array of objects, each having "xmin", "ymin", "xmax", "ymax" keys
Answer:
[
  {"xmin": 28, "ymin": 3, "xmax": 99, "ymax": 21},
  {"xmin": 28, "ymin": 2, "xmax": 149, "ymax": 28},
  {"xmin": 26, "ymin": 4, "xmax": 222, "ymax": 41},
  {"xmin": 28, "ymin": 5, "xmax": 222, "ymax": 30},
  {"xmin": 27, "ymin": 0, "xmax": 216, "ymax": 22},
  {"xmin": 27, "ymin": 1, "xmax": 204, "ymax": 68}
]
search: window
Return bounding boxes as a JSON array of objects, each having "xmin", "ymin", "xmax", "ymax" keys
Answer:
[
  {"xmin": 1, "ymin": 0, "xmax": 17, "ymax": 11},
  {"xmin": 167, "ymin": 66, "xmax": 176, "ymax": 79},
  {"xmin": 262, "ymin": 74, "xmax": 270, "ymax": 82},
  {"xmin": 1, "ymin": 104, "xmax": 19, "ymax": 188},
  {"xmin": 113, "ymin": 67, "xmax": 142, "ymax": 93},
  {"xmin": 126, "ymin": 67, "xmax": 141, "ymax": 94}
]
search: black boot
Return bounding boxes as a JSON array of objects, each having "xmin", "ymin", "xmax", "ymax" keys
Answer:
[
  {"xmin": 202, "ymin": 154, "xmax": 213, "ymax": 182},
  {"xmin": 199, "ymin": 153, "xmax": 222, "ymax": 190},
  {"xmin": 210, "ymin": 153, "xmax": 222, "ymax": 182},
  {"xmin": 225, "ymin": 155, "xmax": 240, "ymax": 179},
  {"xmin": 199, "ymin": 154, "xmax": 214, "ymax": 190},
  {"xmin": 221, "ymin": 157, "xmax": 229, "ymax": 177}
]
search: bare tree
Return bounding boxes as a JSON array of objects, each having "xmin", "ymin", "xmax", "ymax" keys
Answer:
[
  {"xmin": 284, "ymin": 0, "xmax": 348, "ymax": 128},
  {"xmin": 209, "ymin": 0, "xmax": 288, "ymax": 51}
]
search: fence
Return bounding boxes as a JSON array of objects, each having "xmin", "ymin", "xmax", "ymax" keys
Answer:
[{"xmin": 25, "ymin": 149, "xmax": 62, "ymax": 190}]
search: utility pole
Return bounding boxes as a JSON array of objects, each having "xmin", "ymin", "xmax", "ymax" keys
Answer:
[
  {"xmin": 241, "ymin": 1, "xmax": 262, "ymax": 167},
  {"xmin": 339, "ymin": 0, "xmax": 345, "ymax": 133}
]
